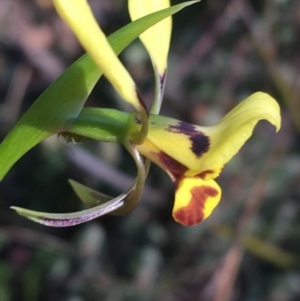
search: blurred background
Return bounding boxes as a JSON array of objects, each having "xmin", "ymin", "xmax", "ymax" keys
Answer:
[{"xmin": 0, "ymin": 0, "xmax": 300, "ymax": 300}]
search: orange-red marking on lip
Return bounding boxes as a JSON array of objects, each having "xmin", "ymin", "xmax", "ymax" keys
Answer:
[
  {"xmin": 197, "ymin": 170, "xmax": 214, "ymax": 180},
  {"xmin": 173, "ymin": 185, "xmax": 218, "ymax": 226}
]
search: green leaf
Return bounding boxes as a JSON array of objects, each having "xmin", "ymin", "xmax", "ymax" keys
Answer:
[{"xmin": 0, "ymin": 1, "xmax": 200, "ymax": 180}]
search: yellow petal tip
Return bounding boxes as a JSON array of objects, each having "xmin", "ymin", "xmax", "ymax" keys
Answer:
[{"xmin": 243, "ymin": 92, "xmax": 281, "ymax": 132}]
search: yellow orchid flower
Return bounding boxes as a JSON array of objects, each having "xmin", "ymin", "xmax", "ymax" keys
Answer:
[
  {"xmin": 7, "ymin": 2, "xmax": 281, "ymax": 229},
  {"xmin": 136, "ymin": 92, "xmax": 281, "ymax": 226},
  {"xmin": 10, "ymin": 92, "xmax": 281, "ymax": 227}
]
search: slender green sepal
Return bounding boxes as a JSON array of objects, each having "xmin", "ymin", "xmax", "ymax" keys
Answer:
[
  {"xmin": 10, "ymin": 196, "xmax": 125, "ymax": 227},
  {"xmin": 68, "ymin": 179, "xmax": 112, "ymax": 207}
]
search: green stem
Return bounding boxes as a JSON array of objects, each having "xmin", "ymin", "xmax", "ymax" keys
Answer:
[
  {"xmin": 112, "ymin": 139, "xmax": 149, "ymax": 215},
  {"xmin": 64, "ymin": 108, "xmax": 132, "ymax": 142}
]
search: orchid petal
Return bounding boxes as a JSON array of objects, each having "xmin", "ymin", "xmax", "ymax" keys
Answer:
[
  {"xmin": 128, "ymin": 0, "xmax": 173, "ymax": 114},
  {"xmin": 53, "ymin": 0, "xmax": 148, "ymax": 143},
  {"xmin": 173, "ymin": 177, "xmax": 221, "ymax": 226},
  {"xmin": 139, "ymin": 92, "xmax": 281, "ymax": 177},
  {"xmin": 10, "ymin": 196, "xmax": 125, "ymax": 227},
  {"xmin": 128, "ymin": 0, "xmax": 172, "ymax": 76}
]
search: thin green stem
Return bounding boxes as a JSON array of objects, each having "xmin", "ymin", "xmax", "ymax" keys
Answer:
[
  {"xmin": 112, "ymin": 138, "xmax": 149, "ymax": 215},
  {"xmin": 64, "ymin": 108, "xmax": 131, "ymax": 143}
]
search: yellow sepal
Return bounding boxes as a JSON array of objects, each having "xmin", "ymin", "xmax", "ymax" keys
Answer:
[
  {"xmin": 128, "ymin": 0, "xmax": 172, "ymax": 75},
  {"xmin": 172, "ymin": 177, "xmax": 221, "ymax": 226},
  {"xmin": 54, "ymin": 0, "xmax": 148, "ymax": 141}
]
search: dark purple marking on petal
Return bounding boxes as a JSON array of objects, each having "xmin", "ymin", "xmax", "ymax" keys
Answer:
[
  {"xmin": 29, "ymin": 200, "xmax": 124, "ymax": 227},
  {"xmin": 39, "ymin": 215, "xmax": 95, "ymax": 227},
  {"xmin": 158, "ymin": 151, "xmax": 187, "ymax": 176},
  {"xmin": 190, "ymin": 134, "xmax": 210, "ymax": 157},
  {"xmin": 169, "ymin": 122, "xmax": 195, "ymax": 134},
  {"xmin": 136, "ymin": 90, "xmax": 149, "ymax": 116},
  {"xmin": 135, "ymin": 115, "xmax": 142, "ymax": 124},
  {"xmin": 168, "ymin": 121, "xmax": 210, "ymax": 157},
  {"xmin": 159, "ymin": 70, "xmax": 167, "ymax": 92}
]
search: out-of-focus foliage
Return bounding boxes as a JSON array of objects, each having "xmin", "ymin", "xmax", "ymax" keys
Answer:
[{"xmin": 0, "ymin": 0, "xmax": 299, "ymax": 300}]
